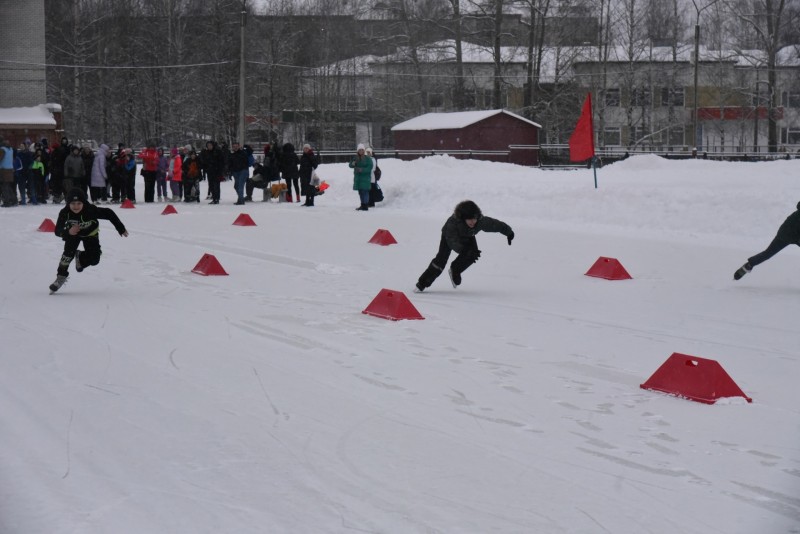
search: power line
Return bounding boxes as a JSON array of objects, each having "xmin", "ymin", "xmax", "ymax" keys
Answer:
[{"xmin": 0, "ymin": 59, "xmax": 232, "ymax": 70}]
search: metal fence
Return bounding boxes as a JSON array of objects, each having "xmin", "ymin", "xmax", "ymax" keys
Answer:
[{"xmin": 313, "ymin": 145, "xmax": 799, "ymax": 168}]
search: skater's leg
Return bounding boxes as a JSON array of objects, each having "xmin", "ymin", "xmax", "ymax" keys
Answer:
[
  {"xmin": 449, "ymin": 238, "xmax": 481, "ymax": 286},
  {"xmin": 80, "ymin": 237, "xmax": 103, "ymax": 269},
  {"xmin": 416, "ymin": 236, "xmax": 452, "ymax": 290},
  {"xmin": 747, "ymin": 235, "xmax": 792, "ymax": 268},
  {"xmin": 58, "ymin": 238, "xmax": 80, "ymax": 276}
]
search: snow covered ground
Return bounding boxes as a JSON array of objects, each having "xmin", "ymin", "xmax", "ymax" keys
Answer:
[{"xmin": 1, "ymin": 155, "xmax": 799, "ymax": 533}]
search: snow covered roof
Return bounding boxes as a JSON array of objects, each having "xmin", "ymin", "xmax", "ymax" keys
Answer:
[
  {"xmin": 392, "ymin": 109, "xmax": 541, "ymax": 131},
  {"xmin": 0, "ymin": 105, "xmax": 56, "ymax": 127}
]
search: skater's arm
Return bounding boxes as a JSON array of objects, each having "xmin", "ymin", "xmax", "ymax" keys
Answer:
[
  {"xmin": 95, "ymin": 207, "xmax": 128, "ymax": 236},
  {"xmin": 477, "ymin": 216, "xmax": 514, "ymax": 241},
  {"xmin": 54, "ymin": 209, "xmax": 68, "ymax": 238}
]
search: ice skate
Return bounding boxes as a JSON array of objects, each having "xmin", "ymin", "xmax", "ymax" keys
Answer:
[
  {"xmin": 49, "ymin": 274, "xmax": 68, "ymax": 293},
  {"xmin": 448, "ymin": 267, "xmax": 461, "ymax": 288},
  {"xmin": 733, "ymin": 262, "xmax": 752, "ymax": 281}
]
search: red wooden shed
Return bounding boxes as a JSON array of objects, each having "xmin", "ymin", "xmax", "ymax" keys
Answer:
[
  {"xmin": 391, "ymin": 109, "xmax": 541, "ymax": 166},
  {"xmin": 0, "ymin": 104, "xmax": 61, "ymax": 148}
]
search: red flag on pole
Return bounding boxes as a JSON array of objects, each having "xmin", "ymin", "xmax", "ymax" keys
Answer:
[{"xmin": 569, "ymin": 93, "xmax": 595, "ymax": 162}]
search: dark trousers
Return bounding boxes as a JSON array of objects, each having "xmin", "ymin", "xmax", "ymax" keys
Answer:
[
  {"xmin": 57, "ymin": 236, "xmax": 102, "ymax": 276},
  {"xmin": 142, "ymin": 170, "xmax": 156, "ymax": 202},
  {"xmin": 748, "ymin": 235, "xmax": 796, "ymax": 267},
  {"xmin": 208, "ymin": 177, "xmax": 220, "ymax": 201},
  {"xmin": 286, "ymin": 176, "xmax": 299, "ymax": 196},
  {"xmin": 17, "ymin": 170, "xmax": 35, "ymax": 204},
  {"xmin": 110, "ymin": 172, "xmax": 123, "ymax": 201},
  {"xmin": 90, "ymin": 186, "xmax": 106, "ymax": 202},
  {"xmin": 124, "ymin": 172, "xmax": 136, "ymax": 201},
  {"xmin": 1, "ymin": 181, "xmax": 16, "ymax": 206},
  {"xmin": 50, "ymin": 172, "xmax": 63, "ymax": 200},
  {"xmin": 183, "ymin": 178, "xmax": 199, "ymax": 201},
  {"xmin": 416, "ymin": 235, "xmax": 479, "ymax": 289}
]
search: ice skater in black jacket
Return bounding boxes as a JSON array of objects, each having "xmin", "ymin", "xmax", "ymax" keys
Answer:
[
  {"xmin": 734, "ymin": 201, "xmax": 800, "ymax": 280},
  {"xmin": 415, "ymin": 200, "xmax": 514, "ymax": 291},
  {"xmin": 49, "ymin": 188, "xmax": 128, "ymax": 293}
]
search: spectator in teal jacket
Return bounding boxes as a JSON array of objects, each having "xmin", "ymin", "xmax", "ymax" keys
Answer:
[{"xmin": 349, "ymin": 143, "xmax": 373, "ymax": 211}]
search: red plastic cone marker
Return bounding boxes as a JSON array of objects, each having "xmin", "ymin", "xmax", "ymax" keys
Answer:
[
  {"xmin": 640, "ymin": 353, "xmax": 752, "ymax": 404},
  {"xmin": 368, "ymin": 229, "xmax": 398, "ymax": 246},
  {"xmin": 191, "ymin": 253, "xmax": 229, "ymax": 276},
  {"xmin": 362, "ymin": 289, "xmax": 424, "ymax": 321},
  {"xmin": 585, "ymin": 257, "xmax": 632, "ymax": 280},
  {"xmin": 37, "ymin": 218, "xmax": 56, "ymax": 232},
  {"xmin": 232, "ymin": 213, "xmax": 257, "ymax": 226},
  {"xmin": 318, "ymin": 181, "xmax": 330, "ymax": 192},
  {"xmin": 161, "ymin": 204, "xmax": 178, "ymax": 215},
  {"xmin": 120, "ymin": 199, "xmax": 135, "ymax": 209}
]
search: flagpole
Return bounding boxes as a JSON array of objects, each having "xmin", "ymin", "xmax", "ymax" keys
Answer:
[{"xmin": 592, "ymin": 156, "xmax": 598, "ymax": 189}]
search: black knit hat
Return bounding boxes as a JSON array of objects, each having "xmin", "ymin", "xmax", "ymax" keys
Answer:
[
  {"xmin": 66, "ymin": 188, "xmax": 87, "ymax": 204},
  {"xmin": 455, "ymin": 200, "xmax": 482, "ymax": 220}
]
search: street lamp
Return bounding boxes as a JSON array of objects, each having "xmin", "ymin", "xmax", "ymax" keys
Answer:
[
  {"xmin": 753, "ymin": 77, "xmax": 769, "ymax": 152},
  {"xmin": 237, "ymin": 1, "xmax": 247, "ymax": 145},
  {"xmin": 691, "ymin": 0, "xmax": 721, "ymax": 152}
]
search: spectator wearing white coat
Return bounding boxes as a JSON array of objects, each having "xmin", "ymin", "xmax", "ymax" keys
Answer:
[{"xmin": 90, "ymin": 144, "xmax": 110, "ymax": 203}]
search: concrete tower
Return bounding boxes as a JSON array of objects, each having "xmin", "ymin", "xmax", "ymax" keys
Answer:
[{"xmin": 0, "ymin": 0, "xmax": 47, "ymax": 106}]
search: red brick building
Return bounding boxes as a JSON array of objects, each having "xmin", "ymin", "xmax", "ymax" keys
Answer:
[{"xmin": 391, "ymin": 109, "xmax": 541, "ymax": 166}]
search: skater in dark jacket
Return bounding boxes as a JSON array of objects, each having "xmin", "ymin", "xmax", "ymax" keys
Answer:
[
  {"xmin": 49, "ymin": 188, "xmax": 128, "ymax": 293},
  {"xmin": 415, "ymin": 200, "xmax": 514, "ymax": 291},
  {"xmin": 734, "ymin": 201, "xmax": 800, "ymax": 280}
]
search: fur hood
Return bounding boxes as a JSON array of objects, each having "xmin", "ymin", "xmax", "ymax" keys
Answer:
[{"xmin": 453, "ymin": 200, "xmax": 482, "ymax": 221}]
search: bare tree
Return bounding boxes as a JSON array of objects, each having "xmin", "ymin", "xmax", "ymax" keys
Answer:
[{"xmin": 728, "ymin": 0, "xmax": 796, "ymax": 152}]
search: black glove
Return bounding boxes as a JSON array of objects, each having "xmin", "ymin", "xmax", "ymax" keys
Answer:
[{"xmin": 507, "ymin": 231, "xmax": 514, "ymax": 245}]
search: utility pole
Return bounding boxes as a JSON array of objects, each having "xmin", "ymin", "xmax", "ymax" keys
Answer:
[
  {"xmin": 238, "ymin": 1, "xmax": 246, "ymax": 145},
  {"xmin": 691, "ymin": 0, "xmax": 720, "ymax": 152}
]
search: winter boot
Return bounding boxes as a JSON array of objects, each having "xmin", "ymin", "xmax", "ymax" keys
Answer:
[
  {"xmin": 416, "ymin": 262, "xmax": 443, "ymax": 291},
  {"xmin": 295, "ymin": 193, "xmax": 301, "ymax": 203},
  {"xmin": 49, "ymin": 274, "xmax": 68, "ymax": 293},
  {"xmin": 733, "ymin": 262, "xmax": 752, "ymax": 281},
  {"xmin": 448, "ymin": 267, "xmax": 461, "ymax": 288},
  {"xmin": 286, "ymin": 191, "xmax": 293, "ymax": 203},
  {"xmin": 356, "ymin": 204, "xmax": 369, "ymax": 211},
  {"xmin": 75, "ymin": 251, "xmax": 84, "ymax": 272}
]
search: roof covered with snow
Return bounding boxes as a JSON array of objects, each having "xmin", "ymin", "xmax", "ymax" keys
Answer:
[
  {"xmin": 392, "ymin": 109, "xmax": 541, "ymax": 131},
  {"xmin": 0, "ymin": 105, "xmax": 56, "ymax": 127}
]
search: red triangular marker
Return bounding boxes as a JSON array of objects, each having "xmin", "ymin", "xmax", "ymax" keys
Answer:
[
  {"xmin": 585, "ymin": 257, "xmax": 632, "ymax": 280},
  {"xmin": 368, "ymin": 229, "xmax": 397, "ymax": 246},
  {"xmin": 37, "ymin": 218, "xmax": 56, "ymax": 232},
  {"xmin": 641, "ymin": 353, "xmax": 752, "ymax": 404},
  {"xmin": 161, "ymin": 204, "xmax": 178, "ymax": 215},
  {"xmin": 362, "ymin": 289, "xmax": 424, "ymax": 321},
  {"xmin": 191, "ymin": 253, "xmax": 229, "ymax": 276},
  {"xmin": 120, "ymin": 199, "xmax": 135, "ymax": 209},
  {"xmin": 232, "ymin": 213, "xmax": 256, "ymax": 226}
]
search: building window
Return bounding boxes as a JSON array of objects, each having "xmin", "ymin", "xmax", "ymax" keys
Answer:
[
  {"xmin": 460, "ymin": 89, "xmax": 476, "ymax": 108},
  {"xmin": 603, "ymin": 127, "xmax": 621, "ymax": 146},
  {"xmin": 781, "ymin": 91, "xmax": 800, "ymax": 108},
  {"xmin": 605, "ymin": 88, "xmax": 620, "ymax": 107},
  {"xmin": 428, "ymin": 92, "xmax": 444, "ymax": 109},
  {"xmin": 668, "ymin": 127, "xmax": 685, "ymax": 147},
  {"xmin": 661, "ymin": 87, "xmax": 684, "ymax": 107},
  {"xmin": 631, "ymin": 87, "xmax": 651, "ymax": 107},
  {"xmin": 783, "ymin": 127, "xmax": 800, "ymax": 144},
  {"xmin": 630, "ymin": 126, "xmax": 650, "ymax": 146}
]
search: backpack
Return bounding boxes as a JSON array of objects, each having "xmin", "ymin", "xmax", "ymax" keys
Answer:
[
  {"xmin": 187, "ymin": 160, "xmax": 200, "ymax": 179},
  {"xmin": 374, "ymin": 162, "xmax": 381, "ymax": 180}
]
